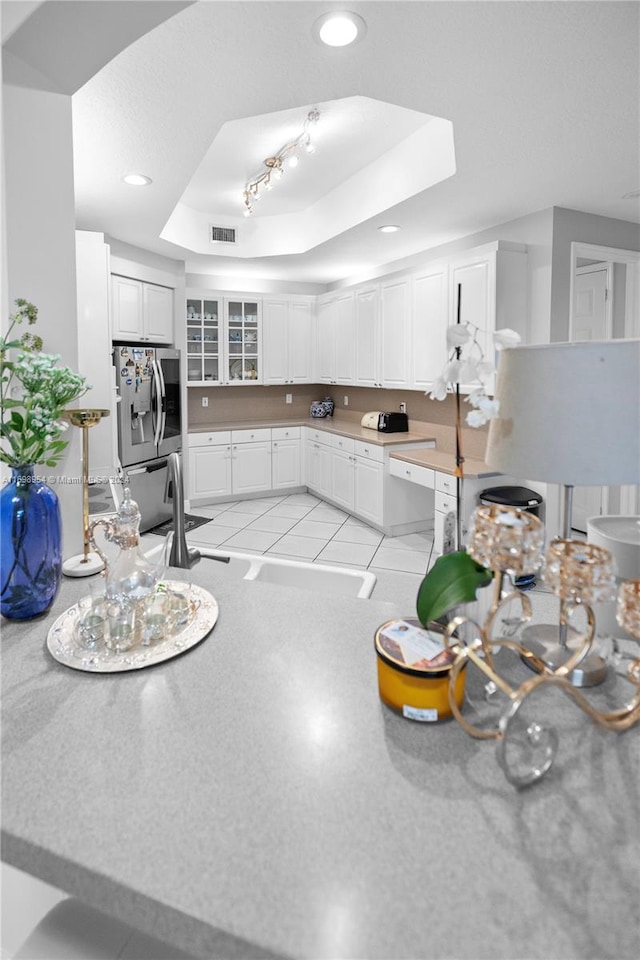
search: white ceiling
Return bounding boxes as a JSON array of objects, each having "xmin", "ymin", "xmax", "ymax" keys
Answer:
[{"xmin": 5, "ymin": 1, "xmax": 640, "ymax": 286}]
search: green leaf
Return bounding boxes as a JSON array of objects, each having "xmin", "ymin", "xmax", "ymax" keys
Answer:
[{"xmin": 416, "ymin": 551, "xmax": 493, "ymax": 627}]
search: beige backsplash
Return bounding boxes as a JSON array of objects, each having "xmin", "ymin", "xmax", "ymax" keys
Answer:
[{"xmin": 187, "ymin": 384, "xmax": 490, "ymax": 458}]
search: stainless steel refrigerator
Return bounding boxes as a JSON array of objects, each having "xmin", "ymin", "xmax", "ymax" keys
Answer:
[{"xmin": 113, "ymin": 345, "xmax": 182, "ymax": 532}]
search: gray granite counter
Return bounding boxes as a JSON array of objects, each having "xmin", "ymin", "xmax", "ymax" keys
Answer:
[{"xmin": 2, "ymin": 570, "xmax": 639, "ymax": 959}]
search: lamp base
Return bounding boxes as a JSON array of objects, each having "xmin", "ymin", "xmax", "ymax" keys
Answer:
[
  {"xmin": 62, "ymin": 552, "xmax": 105, "ymax": 578},
  {"xmin": 519, "ymin": 623, "xmax": 608, "ymax": 687}
]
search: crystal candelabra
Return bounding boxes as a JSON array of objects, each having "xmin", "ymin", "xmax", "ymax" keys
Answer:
[{"xmin": 441, "ymin": 504, "xmax": 640, "ymax": 787}]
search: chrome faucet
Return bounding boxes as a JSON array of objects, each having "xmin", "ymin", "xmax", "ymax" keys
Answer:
[{"xmin": 165, "ymin": 452, "xmax": 201, "ymax": 569}]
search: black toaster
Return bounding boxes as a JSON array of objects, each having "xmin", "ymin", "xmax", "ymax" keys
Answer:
[{"xmin": 378, "ymin": 412, "xmax": 408, "ymax": 433}]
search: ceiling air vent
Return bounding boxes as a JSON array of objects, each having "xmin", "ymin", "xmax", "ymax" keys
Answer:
[{"xmin": 210, "ymin": 225, "xmax": 236, "ymax": 244}]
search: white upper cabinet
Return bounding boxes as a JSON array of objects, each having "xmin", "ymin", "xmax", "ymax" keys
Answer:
[
  {"xmin": 380, "ymin": 276, "xmax": 411, "ymax": 388},
  {"xmin": 262, "ymin": 299, "xmax": 288, "ymax": 384},
  {"xmin": 112, "ymin": 275, "xmax": 174, "ymax": 343},
  {"xmin": 411, "ymin": 263, "xmax": 449, "ymax": 390},
  {"xmin": 186, "ymin": 292, "xmax": 261, "ymax": 385},
  {"xmin": 317, "ymin": 292, "xmax": 354, "ymax": 384},
  {"xmin": 354, "ymin": 286, "xmax": 380, "ymax": 387},
  {"xmin": 449, "ymin": 241, "xmax": 527, "ymax": 392},
  {"xmin": 263, "ymin": 298, "xmax": 313, "ymax": 384}
]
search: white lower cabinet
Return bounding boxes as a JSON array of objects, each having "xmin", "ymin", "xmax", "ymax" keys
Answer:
[
  {"xmin": 308, "ymin": 428, "xmax": 434, "ymax": 535},
  {"xmin": 306, "ymin": 430, "xmax": 332, "ymax": 500},
  {"xmin": 354, "ymin": 452, "xmax": 384, "ymax": 527},
  {"xmin": 232, "ymin": 438, "xmax": 272, "ymax": 495},
  {"xmin": 272, "ymin": 427, "xmax": 301, "ymax": 489},
  {"xmin": 188, "ymin": 432, "xmax": 232, "ymax": 499},
  {"xmin": 189, "ymin": 428, "xmax": 304, "ymax": 503}
]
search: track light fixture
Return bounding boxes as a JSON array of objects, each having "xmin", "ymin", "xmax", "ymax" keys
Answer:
[{"xmin": 243, "ymin": 109, "xmax": 320, "ymax": 216}]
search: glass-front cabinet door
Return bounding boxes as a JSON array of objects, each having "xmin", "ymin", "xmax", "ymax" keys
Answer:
[
  {"xmin": 186, "ymin": 297, "xmax": 221, "ymax": 384},
  {"xmin": 226, "ymin": 299, "xmax": 260, "ymax": 383}
]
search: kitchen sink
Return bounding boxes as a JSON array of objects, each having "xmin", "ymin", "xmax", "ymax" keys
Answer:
[{"xmin": 197, "ymin": 548, "xmax": 377, "ymax": 598}]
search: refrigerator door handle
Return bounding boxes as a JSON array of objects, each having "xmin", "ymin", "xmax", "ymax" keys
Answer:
[
  {"xmin": 151, "ymin": 359, "xmax": 165, "ymax": 448},
  {"xmin": 153, "ymin": 358, "xmax": 167, "ymax": 447}
]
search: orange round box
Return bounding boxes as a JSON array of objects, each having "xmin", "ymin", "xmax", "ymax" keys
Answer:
[{"xmin": 374, "ymin": 618, "xmax": 466, "ymax": 722}]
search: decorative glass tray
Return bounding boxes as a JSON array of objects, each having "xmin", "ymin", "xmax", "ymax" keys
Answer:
[{"xmin": 46, "ymin": 582, "xmax": 219, "ymax": 673}]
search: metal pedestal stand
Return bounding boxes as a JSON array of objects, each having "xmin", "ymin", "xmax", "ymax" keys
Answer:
[{"xmin": 62, "ymin": 408, "xmax": 110, "ymax": 578}]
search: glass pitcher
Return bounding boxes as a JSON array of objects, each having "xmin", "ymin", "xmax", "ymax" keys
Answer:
[{"xmin": 89, "ymin": 487, "xmax": 172, "ymax": 604}]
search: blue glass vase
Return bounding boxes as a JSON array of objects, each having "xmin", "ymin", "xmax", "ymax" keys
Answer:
[{"xmin": 0, "ymin": 466, "xmax": 62, "ymax": 620}]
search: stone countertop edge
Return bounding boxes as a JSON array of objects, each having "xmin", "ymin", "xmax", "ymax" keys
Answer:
[
  {"xmin": 188, "ymin": 417, "xmax": 499, "ymax": 476},
  {"xmin": 389, "ymin": 447, "xmax": 501, "ymax": 479},
  {"xmin": 2, "ymin": 569, "xmax": 639, "ymax": 960},
  {"xmin": 189, "ymin": 417, "xmax": 436, "ymax": 446}
]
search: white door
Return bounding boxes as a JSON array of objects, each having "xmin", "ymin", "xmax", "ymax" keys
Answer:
[
  {"xmin": 334, "ymin": 294, "xmax": 355, "ymax": 384},
  {"xmin": 354, "ymin": 456, "xmax": 383, "ymax": 526},
  {"xmin": 571, "ymin": 267, "xmax": 610, "ymax": 532},
  {"xmin": 317, "ymin": 299, "xmax": 337, "ymax": 383},
  {"xmin": 331, "ymin": 449, "xmax": 354, "ymax": 511},
  {"xmin": 272, "ymin": 439, "xmax": 301, "ymax": 489},
  {"xmin": 232, "ymin": 442, "xmax": 271, "ymax": 494},
  {"xmin": 380, "ymin": 278, "xmax": 410, "ymax": 388},
  {"xmin": 412, "ymin": 266, "xmax": 448, "ymax": 389},
  {"xmin": 262, "ymin": 299, "xmax": 289, "ymax": 384},
  {"xmin": 354, "ymin": 288, "xmax": 380, "ymax": 387},
  {"xmin": 572, "ymin": 268, "xmax": 608, "ymax": 341},
  {"xmin": 143, "ymin": 284, "xmax": 173, "ymax": 342},
  {"xmin": 188, "ymin": 446, "xmax": 231, "ymax": 499},
  {"xmin": 288, "ymin": 302, "xmax": 313, "ymax": 383}
]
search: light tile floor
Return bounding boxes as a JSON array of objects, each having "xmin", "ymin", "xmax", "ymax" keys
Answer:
[{"xmin": 181, "ymin": 493, "xmax": 435, "ymax": 611}]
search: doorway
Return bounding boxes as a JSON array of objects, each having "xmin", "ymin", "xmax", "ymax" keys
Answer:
[{"xmin": 569, "ymin": 242, "xmax": 640, "ymax": 530}]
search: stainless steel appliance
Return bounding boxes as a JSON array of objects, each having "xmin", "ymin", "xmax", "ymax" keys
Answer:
[{"xmin": 113, "ymin": 345, "xmax": 182, "ymax": 532}]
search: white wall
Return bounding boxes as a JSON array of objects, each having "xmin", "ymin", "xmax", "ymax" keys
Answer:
[{"xmin": 3, "ymin": 83, "xmax": 83, "ymax": 556}]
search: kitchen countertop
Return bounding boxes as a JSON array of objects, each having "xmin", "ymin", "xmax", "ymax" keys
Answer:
[
  {"xmin": 389, "ymin": 447, "xmax": 501, "ymax": 479},
  {"xmin": 189, "ymin": 417, "xmax": 499, "ymax": 477},
  {"xmin": 189, "ymin": 416, "xmax": 436, "ymax": 447},
  {"xmin": 3, "ymin": 571, "xmax": 639, "ymax": 960}
]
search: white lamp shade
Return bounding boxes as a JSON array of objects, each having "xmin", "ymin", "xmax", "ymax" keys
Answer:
[{"xmin": 485, "ymin": 339, "xmax": 640, "ymax": 486}]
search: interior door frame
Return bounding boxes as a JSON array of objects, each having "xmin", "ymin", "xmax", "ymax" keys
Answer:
[
  {"xmin": 569, "ymin": 241, "xmax": 640, "ymax": 517},
  {"xmin": 573, "ymin": 261, "xmax": 613, "ymax": 339},
  {"xmin": 569, "ymin": 242, "xmax": 640, "ymax": 340}
]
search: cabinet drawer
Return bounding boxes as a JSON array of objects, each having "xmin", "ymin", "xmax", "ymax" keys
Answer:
[
  {"xmin": 231, "ymin": 428, "xmax": 271, "ymax": 444},
  {"xmin": 435, "ymin": 471, "xmax": 456, "ymax": 495},
  {"xmin": 435, "ymin": 490, "xmax": 456, "ymax": 515},
  {"xmin": 331, "ymin": 434, "xmax": 355, "ymax": 453},
  {"xmin": 307, "ymin": 428, "xmax": 331, "ymax": 445},
  {"xmin": 189, "ymin": 431, "xmax": 230, "ymax": 447},
  {"xmin": 272, "ymin": 426, "xmax": 300, "ymax": 441},
  {"xmin": 389, "ymin": 458, "xmax": 435, "ymax": 488},
  {"xmin": 354, "ymin": 439, "xmax": 383, "ymax": 463}
]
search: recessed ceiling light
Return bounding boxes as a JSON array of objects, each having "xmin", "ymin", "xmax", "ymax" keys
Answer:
[
  {"xmin": 312, "ymin": 12, "xmax": 367, "ymax": 47},
  {"xmin": 122, "ymin": 173, "xmax": 152, "ymax": 186},
  {"xmin": 378, "ymin": 225, "xmax": 400, "ymax": 233}
]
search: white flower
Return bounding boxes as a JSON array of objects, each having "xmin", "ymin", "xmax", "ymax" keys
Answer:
[
  {"xmin": 443, "ymin": 359, "xmax": 462, "ymax": 382},
  {"xmin": 466, "ymin": 409, "xmax": 488, "ymax": 427},
  {"xmin": 493, "ymin": 328, "xmax": 521, "ymax": 349},
  {"xmin": 476, "ymin": 396, "xmax": 500, "ymax": 418},
  {"xmin": 476, "ymin": 360, "xmax": 495, "ymax": 383},
  {"xmin": 459, "ymin": 360, "xmax": 479, "ymax": 382},
  {"xmin": 465, "ymin": 389, "xmax": 486, "ymax": 408},
  {"xmin": 446, "ymin": 325, "xmax": 472, "ymax": 349},
  {"xmin": 429, "ymin": 377, "xmax": 448, "ymax": 401}
]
